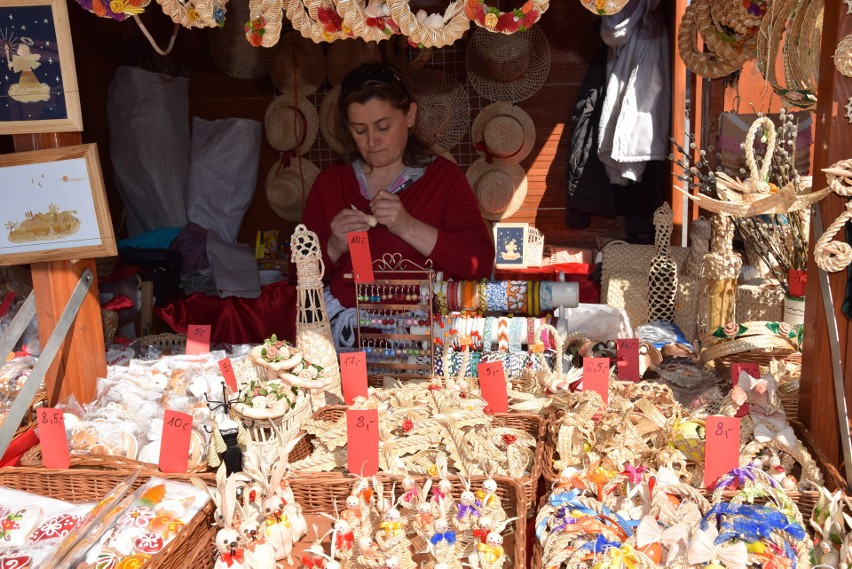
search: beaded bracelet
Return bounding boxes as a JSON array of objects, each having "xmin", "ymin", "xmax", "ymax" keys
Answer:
[
  {"xmin": 483, "ymin": 316, "xmax": 494, "ymax": 350},
  {"xmin": 506, "ymin": 281, "xmax": 525, "ymax": 314},
  {"xmin": 526, "ymin": 317, "xmax": 536, "ymax": 346},
  {"xmin": 509, "ymin": 316, "xmax": 525, "ymax": 352},
  {"xmin": 486, "ymin": 281, "xmax": 508, "ymax": 312},
  {"xmin": 478, "ymin": 279, "xmax": 488, "ymax": 315},
  {"xmin": 456, "ymin": 280, "xmax": 464, "ymax": 312},
  {"xmin": 497, "ymin": 317, "xmax": 509, "ymax": 351},
  {"xmin": 540, "ymin": 281, "xmax": 553, "ymax": 312}
]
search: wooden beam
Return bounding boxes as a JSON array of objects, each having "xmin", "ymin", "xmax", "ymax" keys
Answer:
[
  {"xmin": 670, "ymin": 0, "xmax": 689, "ymax": 245},
  {"xmin": 799, "ymin": 0, "xmax": 848, "ymax": 466},
  {"xmin": 12, "ymin": 132, "xmax": 104, "ymax": 406}
]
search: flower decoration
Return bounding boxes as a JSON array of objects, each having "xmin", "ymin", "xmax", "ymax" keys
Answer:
[
  {"xmin": 464, "ymin": 0, "xmax": 542, "ymax": 34},
  {"xmin": 244, "ymin": 16, "xmax": 266, "ymax": 47},
  {"xmin": 317, "ymin": 5, "xmax": 349, "ymax": 40},
  {"xmin": 74, "ymin": 0, "xmax": 149, "ymax": 21},
  {"xmin": 239, "ymin": 378, "xmax": 297, "ymax": 410},
  {"xmin": 713, "ymin": 322, "xmax": 748, "ymax": 339},
  {"xmin": 402, "ymin": 419, "xmax": 414, "ymax": 433}
]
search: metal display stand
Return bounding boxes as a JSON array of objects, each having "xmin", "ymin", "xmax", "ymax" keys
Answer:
[{"xmin": 354, "ymin": 254, "xmax": 435, "ymax": 383}]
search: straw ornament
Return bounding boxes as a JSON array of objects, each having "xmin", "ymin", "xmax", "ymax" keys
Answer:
[
  {"xmin": 815, "ymin": 159, "xmax": 852, "ymax": 272},
  {"xmin": 387, "ymin": 0, "xmax": 470, "ymax": 48},
  {"xmin": 247, "ymin": 0, "xmax": 286, "ymax": 47},
  {"xmin": 156, "ymin": 0, "xmax": 224, "ymax": 28},
  {"xmin": 471, "ymin": 103, "xmax": 535, "ymax": 165},
  {"xmin": 464, "ymin": 0, "xmax": 548, "ymax": 33},
  {"xmin": 677, "ymin": 0, "xmax": 744, "ymax": 78},
  {"xmin": 284, "ymin": 0, "xmax": 349, "ymax": 43},
  {"xmin": 409, "ymin": 68, "xmax": 469, "ymax": 150},
  {"xmin": 693, "ymin": 0, "xmax": 755, "ymax": 67},
  {"xmin": 711, "ymin": 0, "xmax": 768, "ymax": 36},
  {"xmin": 336, "ymin": 0, "xmax": 400, "ymax": 42},
  {"xmin": 834, "ymin": 34, "xmax": 852, "ymax": 77},
  {"xmin": 208, "ymin": 0, "xmax": 276, "ymax": 79}
]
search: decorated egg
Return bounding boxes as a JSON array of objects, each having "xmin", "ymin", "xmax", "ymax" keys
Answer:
[
  {"xmin": 0, "ymin": 550, "xmax": 32, "ymax": 569},
  {"xmin": 117, "ymin": 507, "xmax": 155, "ymax": 529},
  {"xmin": 27, "ymin": 512, "xmax": 82, "ymax": 544},
  {"xmin": 133, "ymin": 532, "xmax": 165, "ymax": 555},
  {"xmin": 671, "ymin": 420, "xmax": 705, "ymax": 462},
  {"xmin": 116, "ymin": 554, "xmax": 150, "ymax": 569},
  {"xmin": 149, "ymin": 514, "xmax": 184, "ymax": 538},
  {"xmin": 93, "ymin": 552, "xmax": 119, "ymax": 569}
]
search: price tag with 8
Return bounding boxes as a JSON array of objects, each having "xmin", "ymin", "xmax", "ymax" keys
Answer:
[
  {"xmin": 346, "ymin": 409, "xmax": 379, "ymax": 476},
  {"xmin": 704, "ymin": 416, "xmax": 741, "ymax": 489},
  {"xmin": 38, "ymin": 407, "xmax": 70, "ymax": 469}
]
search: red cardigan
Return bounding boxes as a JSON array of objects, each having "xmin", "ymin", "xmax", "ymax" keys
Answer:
[{"xmin": 302, "ymin": 157, "xmax": 495, "ymax": 308}]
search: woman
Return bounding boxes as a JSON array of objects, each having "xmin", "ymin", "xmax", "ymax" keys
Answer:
[{"xmin": 302, "ymin": 63, "xmax": 494, "ymax": 346}]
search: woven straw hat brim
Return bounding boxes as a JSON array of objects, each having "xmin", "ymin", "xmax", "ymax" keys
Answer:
[
  {"xmin": 410, "ymin": 68, "xmax": 470, "ymax": 150},
  {"xmin": 270, "ymin": 32, "xmax": 327, "ymax": 97},
  {"xmin": 466, "ymin": 158, "xmax": 528, "ymax": 221},
  {"xmin": 465, "ymin": 24, "xmax": 551, "ymax": 104},
  {"xmin": 471, "ymin": 102, "xmax": 536, "ymax": 165},
  {"xmin": 266, "ymin": 157, "xmax": 321, "ymax": 222},
  {"xmin": 318, "ymin": 85, "xmax": 348, "ymax": 156},
  {"xmin": 325, "ymin": 39, "xmax": 382, "ymax": 87},
  {"xmin": 208, "ymin": 0, "xmax": 278, "ymax": 80},
  {"xmin": 264, "ymin": 95, "xmax": 319, "ymax": 155}
]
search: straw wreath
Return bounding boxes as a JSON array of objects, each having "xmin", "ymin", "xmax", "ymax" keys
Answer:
[
  {"xmin": 156, "ymin": 0, "xmax": 223, "ymax": 28},
  {"xmin": 815, "ymin": 159, "xmax": 852, "ymax": 272},
  {"xmin": 336, "ymin": 0, "xmax": 399, "ymax": 42},
  {"xmin": 386, "ymin": 0, "xmax": 470, "ymax": 48},
  {"xmin": 246, "ymin": 0, "xmax": 286, "ymax": 47},
  {"xmin": 678, "ymin": 0, "xmax": 747, "ymax": 78}
]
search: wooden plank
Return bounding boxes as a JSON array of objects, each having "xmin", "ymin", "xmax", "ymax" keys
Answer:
[
  {"xmin": 670, "ymin": 0, "xmax": 689, "ymax": 245},
  {"xmin": 12, "ymin": 132, "xmax": 104, "ymax": 406},
  {"xmin": 799, "ymin": 0, "xmax": 847, "ymax": 465}
]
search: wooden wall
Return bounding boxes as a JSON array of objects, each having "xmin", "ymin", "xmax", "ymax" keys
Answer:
[{"xmin": 0, "ymin": 0, "xmax": 670, "ymax": 251}]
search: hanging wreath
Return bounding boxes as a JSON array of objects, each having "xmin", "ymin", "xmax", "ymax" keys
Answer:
[
  {"xmin": 247, "ymin": 0, "xmax": 285, "ymax": 46},
  {"xmin": 156, "ymin": 0, "xmax": 225, "ymax": 28},
  {"xmin": 463, "ymin": 0, "xmax": 548, "ymax": 34},
  {"xmin": 336, "ymin": 0, "xmax": 400, "ymax": 42},
  {"xmin": 386, "ymin": 0, "xmax": 470, "ymax": 48}
]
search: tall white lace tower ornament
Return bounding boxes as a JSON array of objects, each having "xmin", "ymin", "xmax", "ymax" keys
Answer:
[
  {"xmin": 648, "ymin": 202, "xmax": 678, "ymax": 323},
  {"xmin": 291, "ymin": 224, "xmax": 344, "ymax": 409}
]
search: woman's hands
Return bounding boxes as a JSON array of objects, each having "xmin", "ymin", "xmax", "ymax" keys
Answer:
[
  {"xmin": 327, "ymin": 208, "xmax": 374, "ymax": 264},
  {"xmin": 370, "ymin": 190, "xmax": 413, "ymax": 237}
]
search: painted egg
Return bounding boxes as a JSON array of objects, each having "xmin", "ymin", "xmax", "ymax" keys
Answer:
[
  {"xmin": 133, "ymin": 531, "xmax": 165, "ymax": 555},
  {"xmin": 0, "ymin": 550, "xmax": 32, "ymax": 569},
  {"xmin": 93, "ymin": 552, "xmax": 119, "ymax": 569},
  {"xmin": 117, "ymin": 507, "xmax": 155, "ymax": 529},
  {"xmin": 27, "ymin": 512, "xmax": 82, "ymax": 544},
  {"xmin": 637, "ymin": 542, "xmax": 662, "ymax": 564},
  {"xmin": 116, "ymin": 554, "xmax": 150, "ymax": 569},
  {"xmin": 149, "ymin": 514, "xmax": 183, "ymax": 538}
]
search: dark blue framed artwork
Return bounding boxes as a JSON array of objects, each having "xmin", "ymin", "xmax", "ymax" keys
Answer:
[
  {"xmin": 0, "ymin": 0, "xmax": 82, "ymax": 134},
  {"xmin": 494, "ymin": 223, "xmax": 528, "ymax": 268}
]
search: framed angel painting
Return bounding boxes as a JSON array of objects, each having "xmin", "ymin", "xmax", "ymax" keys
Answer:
[
  {"xmin": 0, "ymin": 0, "xmax": 82, "ymax": 134},
  {"xmin": 0, "ymin": 144, "xmax": 116, "ymax": 265}
]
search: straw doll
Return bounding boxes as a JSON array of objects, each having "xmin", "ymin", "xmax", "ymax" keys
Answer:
[
  {"xmin": 374, "ymin": 501, "xmax": 415, "ymax": 569},
  {"xmin": 428, "ymin": 515, "xmax": 461, "ymax": 568},
  {"xmin": 473, "ymin": 519, "xmax": 514, "ymax": 569},
  {"xmin": 354, "ymin": 535, "xmax": 386, "ymax": 569},
  {"xmin": 430, "ymin": 454, "xmax": 455, "ymax": 514},
  {"xmin": 214, "ymin": 473, "xmax": 246, "ymax": 569},
  {"xmin": 452, "ymin": 477, "xmax": 481, "ymax": 533},
  {"xmin": 474, "ymin": 473, "xmax": 506, "ymax": 525}
]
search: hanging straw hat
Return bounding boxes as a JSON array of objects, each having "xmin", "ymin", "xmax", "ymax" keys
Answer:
[
  {"xmin": 208, "ymin": 0, "xmax": 278, "ymax": 80},
  {"xmin": 270, "ymin": 32, "xmax": 327, "ymax": 97},
  {"xmin": 325, "ymin": 38, "xmax": 382, "ymax": 87},
  {"xmin": 471, "ymin": 103, "xmax": 535, "ymax": 165},
  {"xmin": 409, "ymin": 67, "xmax": 470, "ymax": 150},
  {"xmin": 318, "ymin": 85, "xmax": 348, "ymax": 156},
  {"xmin": 264, "ymin": 95, "xmax": 319, "ymax": 155},
  {"xmin": 266, "ymin": 157, "xmax": 321, "ymax": 222},
  {"xmin": 465, "ymin": 24, "xmax": 551, "ymax": 104},
  {"xmin": 466, "ymin": 158, "xmax": 528, "ymax": 220}
]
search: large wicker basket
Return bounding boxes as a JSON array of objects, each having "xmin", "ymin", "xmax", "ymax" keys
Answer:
[
  {"xmin": 0, "ymin": 466, "xmax": 216, "ymax": 568},
  {"xmin": 291, "ymin": 405, "xmax": 545, "ymax": 514}
]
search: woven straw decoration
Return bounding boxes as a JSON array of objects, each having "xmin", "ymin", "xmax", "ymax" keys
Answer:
[
  {"xmin": 834, "ymin": 34, "xmax": 852, "ymax": 77},
  {"xmin": 815, "ymin": 159, "xmax": 852, "ymax": 272},
  {"xmin": 248, "ymin": 0, "xmax": 286, "ymax": 47},
  {"xmin": 291, "ymin": 224, "xmax": 344, "ymax": 410},
  {"xmin": 386, "ymin": 0, "xmax": 470, "ymax": 48},
  {"xmin": 209, "ymin": 0, "xmax": 277, "ymax": 79},
  {"xmin": 702, "ymin": 214, "xmax": 741, "ymax": 331},
  {"xmin": 409, "ymin": 68, "xmax": 470, "ymax": 150},
  {"xmin": 686, "ymin": 217, "xmax": 712, "ymax": 337},
  {"xmin": 648, "ymin": 203, "xmax": 678, "ymax": 323}
]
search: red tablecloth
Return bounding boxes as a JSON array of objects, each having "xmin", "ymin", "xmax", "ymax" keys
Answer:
[
  {"xmin": 155, "ymin": 280, "xmax": 297, "ymax": 344},
  {"xmin": 495, "ymin": 263, "xmax": 599, "ymax": 303}
]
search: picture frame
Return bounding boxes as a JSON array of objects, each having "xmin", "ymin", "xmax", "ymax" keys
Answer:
[
  {"xmin": 493, "ymin": 222, "xmax": 528, "ymax": 269},
  {"xmin": 0, "ymin": 0, "xmax": 83, "ymax": 135},
  {"xmin": 0, "ymin": 143, "xmax": 116, "ymax": 265}
]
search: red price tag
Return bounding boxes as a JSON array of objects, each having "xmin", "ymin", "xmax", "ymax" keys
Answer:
[
  {"xmin": 0, "ymin": 291, "xmax": 16, "ymax": 319},
  {"xmin": 788, "ymin": 269, "xmax": 807, "ymax": 298},
  {"xmin": 340, "ymin": 352, "xmax": 368, "ymax": 405},
  {"xmin": 477, "ymin": 361, "xmax": 509, "ymax": 413},
  {"xmin": 159, "ymin": 410, "xmax": 193, "ymax": 474},
  {"xmin": 616, "ymin": 338, "xmax": 640, "ymax": 382},
  {"xmin": 37, "ymin": 408, "xmax": 69, "ymax": 469},
  {"xmin": 704, "ymin": 416, "xmax": 741, "ymax": 489},
  {"xmin": 582, "ymin": 357, "xmax": 610, "ymax": 406},
  {"xmin": 218, "ymin": 358, "xmax": 238, "ymax": 393},
  {"xmin": 186, "ymin": 324, "xmax": 211, "ymax": 355},
  {"xmin": 346, "ymin": 409, "xmax": 378, "ymax": 476},
  {"xmin": 731, "ymin": 363, "xmax": 760, "ymax": 387},
  {"xmin": 348, "ymin": 232, "xmax": 374, "ymax": 283}
]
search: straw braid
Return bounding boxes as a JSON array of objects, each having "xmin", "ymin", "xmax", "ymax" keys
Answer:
[
  {"xmin": 694, "ymin": 0, "xmax": 754, "ymax": 67},
  {"xmin": 815, "ymin": 159, "xmax": 852, "ymax": 272},
  {"xmin": 156, "ymin": 0, "xmax": 220, "ymax": 28},
  {"xmin": 336, "ymin": 0, "xmax": 396, "ymax": 42},
  {"xmin": 678, "ymin": 0, "xmax": 744, "ymax": 78},
  {"xmin": 249, "ymin": 0, "xmax": 285, "ymax": 46},
  {"xmin": 386, "ymin": 0, "xmax": 470, "ymax": 48},
  {"xmin": 287, "ymin": 0, "xmax": 347, "ymax": 42}
]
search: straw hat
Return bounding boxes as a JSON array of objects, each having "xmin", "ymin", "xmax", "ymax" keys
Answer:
[
  {"xmin": 465, "ymin": 24, "xmax": 551, "ymax": 103},
  {"xmin": 270, "ymin": 32, "xmax": 327, "ymax": 97},
  {"xmin": 264, "ymin": 95, "xmax": 319, "ymax": 155},
  {"xmin": 318, "ymin": 85, "xmax": 348, "ymax": 156},
  {"xmin": 325, "ymin": 38, "xmax": 382, "ymax": 87},
  {"xmin": 266, "ymin": 157, "xmax": 321, "ymax": 222},
  {"xmin": 466, "ymin": 158, "xmax": 528, "ymax": 220},
  {"xmin": 410, "ymin": 68, "xmax": 470, "ymax": 149},
  {"xmin": 208, "ymin": 0, "xmax": 278, "ymax": 80},
  {"xmin": 471, "ymin": 103, "xmax": 535, "ymax": 165}
]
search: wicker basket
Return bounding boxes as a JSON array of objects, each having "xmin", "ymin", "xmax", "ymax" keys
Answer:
[
  {"xmin": 293, "ymin": 405, "xmax": 545, "ymax": 513},
  {"xmin": 20, "ymin": 450, "xmax": 215, "ymax": 477},
  {"xmin": 136, "ymin": 333, "xmax": 187, "ymax": 355},
  {"xmin": 737, "ymin": 282, "xmax": 785, "ymax": 322},
  {"xmin": 0, "ymin": 466, "xmax": 216, "ymax": 569}
]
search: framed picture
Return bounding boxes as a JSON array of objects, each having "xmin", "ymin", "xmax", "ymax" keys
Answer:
[
  {"xmin": 0, "ymin": 143, "xmax": 116, "ymax": 265},
  {"xmin": 494, "ymin": 222, "xmax": 528, "ymax": 269},
  {"xmin": 0, "ymin": 0, "xmax": 82, "ymax": 134}
]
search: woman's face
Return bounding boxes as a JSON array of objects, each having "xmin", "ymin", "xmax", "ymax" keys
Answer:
[{"xmin": 346, "ymin": 98, "xmax": 416, "ymax": 170}]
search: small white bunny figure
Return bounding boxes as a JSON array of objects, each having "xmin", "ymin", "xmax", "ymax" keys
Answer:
[
  {"xmin": 214, "ymin": 473, "xmax": 245, "ymax": 569},
  {"xmin": 476, "ymin": 518, "xmax": 514, "ymax": 569},
  {"xmin": 453, "ymin": 477, "xmax": 480, "ymax": 533},
  {"xmin": 239, "ymin": 508, "xmax": 276, "ymax": 569},
  {"xmin": 474, "ymin": 474, "xmax": 505, "ymax": 524}
]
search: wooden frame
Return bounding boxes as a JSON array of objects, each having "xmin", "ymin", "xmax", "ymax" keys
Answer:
[
  {"xmin": 494, "ymin": 222, "xmax": 528, "ymax": 269},
  {"xmin": 0, "ymin": 0, "xmax": 82, "ymax": 134},
  {"xmin": 0, "ymin": 143, "xmax": 115, "ymax": 265}
]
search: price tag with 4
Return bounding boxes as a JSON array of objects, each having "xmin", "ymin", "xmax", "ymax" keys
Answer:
[
  {"xmin": 38, "ymin": 408, "xmax": 70, "ymax": 469},
  {"xmin": 477, "ymin": 361, "xmax": 509, "ymax": 413},
  {"xmin": 340, "ymin": 352, "xmax": 368, "ymax": 405},
  {"xmin": 159, "ymin": 410, "xmax": 193, "ymax": 473},
  {"xmin": 704, "ymin": 416, "xmax": 740, "ymax": 489},
  {"xmin": 582, "ymin": 357, "xmax": 610, "ymax": 406},
  {"xmin": 348, "ymin": 232, "xmax": 374, "ymax": 283},
  {"xmin": 616, "ymin": 338, "xmax": 640, "ymax": 382},
  {"xmin": 346, "ymin": 409, "xmax": 378, "ymax": 476},
  {"xmin": 186, "ymin": 324, "xmax": 211, "ymax": 355}
]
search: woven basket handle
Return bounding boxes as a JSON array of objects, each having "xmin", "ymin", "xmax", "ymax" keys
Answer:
[
  {"xmin": 745, "ymin": 116, "xmax": 777, "ymax": 184},
  {"xmin": 539, "ymin": 323, "xmax": 565, "ymax": 375}
]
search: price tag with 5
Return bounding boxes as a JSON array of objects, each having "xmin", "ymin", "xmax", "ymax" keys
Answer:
[
  {"xmin": 477, "ymin": 361, "xmax": 509, "ymax": 413},
  {"xmin": 186, "ymin": 324, "xmax": 211, "ymax": 355},
  {"xmin": 582, "ymin": 357, "xmax": 610, "ymax": 406},
  {"xmin": 38, "ymin": 408, "xmax": 70, "ymax": 469}
]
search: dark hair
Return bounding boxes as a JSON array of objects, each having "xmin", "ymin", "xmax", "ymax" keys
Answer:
[{"xmin": 334, "ymin": 62, "xmax": 434, "ymax": 168}]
